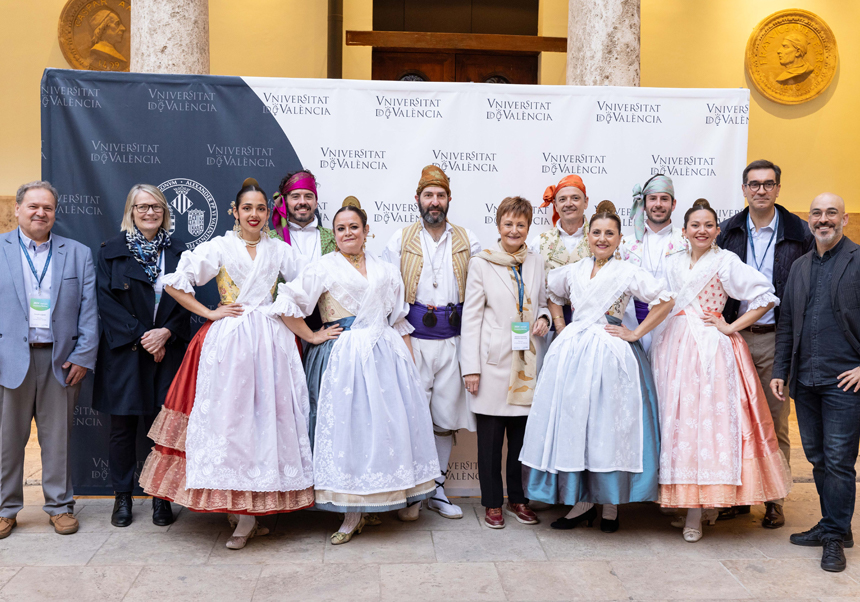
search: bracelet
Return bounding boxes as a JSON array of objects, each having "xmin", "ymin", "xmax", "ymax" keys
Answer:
[{"xmin": 552, "ymin": 315, "xmax": 565, "ymax": 322}]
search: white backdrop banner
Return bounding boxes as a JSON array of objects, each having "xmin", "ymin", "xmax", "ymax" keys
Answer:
[{"xmin": 42, "ymin": 69, "xmax": 748, "ymax": 496}]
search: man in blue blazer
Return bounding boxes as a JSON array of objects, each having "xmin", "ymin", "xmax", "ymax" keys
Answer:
[{"xmin": 0, "ymin": 181, "xmax": 98, "ymax": 538}]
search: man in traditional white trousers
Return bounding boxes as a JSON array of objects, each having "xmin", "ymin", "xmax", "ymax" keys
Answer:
[{"xmin": 382, "ymin": 165, "xmax": 481, "ymax": 520}]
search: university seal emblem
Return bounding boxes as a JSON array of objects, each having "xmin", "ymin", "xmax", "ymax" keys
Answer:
[{"xmin": 158, "ymin": 178, "xmax": 218, "ymax": 249}]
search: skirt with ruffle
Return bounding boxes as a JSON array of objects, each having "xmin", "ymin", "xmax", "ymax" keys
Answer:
[{"xmin": 139, "ymin": 320, "xmax": 315, "ymax": 515}]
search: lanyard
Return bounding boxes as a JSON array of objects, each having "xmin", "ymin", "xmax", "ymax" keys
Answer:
[
  {"xmin": 18, "ymin": 235, "xmax": 52, "ymax": 290},
  {"xmin": 511, "ymin": 265, "xmax": 525, "ymax": 313},
  {"xmin": 747, "ymin": 213, "xmax": 777, "ymax": 273}
]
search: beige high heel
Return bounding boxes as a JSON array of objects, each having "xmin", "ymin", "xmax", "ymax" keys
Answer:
[
  {"xmin": 331, "ymin": 516, "xmax": 366, "ymax": 545},
  {"xmin": 226, "ymin": 520, "xmax": 269, "ymax": 550}
]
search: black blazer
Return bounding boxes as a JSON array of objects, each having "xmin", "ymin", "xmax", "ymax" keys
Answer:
[
  {"xmin": 773, "ymin": 236, "xmax": 860, "ymax": 395},
  {"xmin": 93, "ymin": 233, "xmax": 191, "ymax": 415},
  {"xmin": 716, "ymin": 204, "xmax": 814, "ymax": 324}
]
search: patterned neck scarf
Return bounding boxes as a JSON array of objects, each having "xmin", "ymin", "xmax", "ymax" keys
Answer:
[
  {"xmin": 477, "ymin": 243, "xmax": 536, "ymax": 406},
  {"xmin": 126, "ymin": 226, "xmax": 170, "ymax": 284}
]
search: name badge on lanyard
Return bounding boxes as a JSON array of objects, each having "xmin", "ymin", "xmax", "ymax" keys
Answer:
[
  {"xmin": 19, "ymin": 235, "xmax": 52, "ymax": 329},
  {"xmin": 510, "ymin": 265, "xmax": 530, "ymax": 351}
]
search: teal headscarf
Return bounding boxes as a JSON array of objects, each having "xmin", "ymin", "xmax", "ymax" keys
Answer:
[{"xmin": 631, "ymin": 174, "xmax": 675, "ymax": 241}]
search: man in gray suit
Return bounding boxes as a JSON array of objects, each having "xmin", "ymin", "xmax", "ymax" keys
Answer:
[
  {"xmin": 0, "ymin": 181, "xmax": 98, "ymax": 538},
  {"xmin": 772, "ymin": 193, "xmax": 860, "ymax": 573}
]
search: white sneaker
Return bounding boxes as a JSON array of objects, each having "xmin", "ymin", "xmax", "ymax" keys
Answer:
[{"xmin": 397, "ymin": 502, "xmax": 420, "ymax": 522}]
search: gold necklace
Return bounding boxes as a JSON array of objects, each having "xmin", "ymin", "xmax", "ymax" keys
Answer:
[
  {"xmin": 238, "ymin": 232, "xmax": 262, "ymax": 247},
  {"xmin": 340, "ymin": 250, "xmax": 363, "ymax": 269},
  {"xmin": 595, "ymin": 257, "xmax": 611, "ymax": 268}
]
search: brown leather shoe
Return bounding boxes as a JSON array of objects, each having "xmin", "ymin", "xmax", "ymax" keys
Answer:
[
  {"xmin": 0, "ymin": 517, "xmax": 16, "ymax": 539},
  {"xmin": 762, "ymin": 502, "xmax": 785, "ymax": 529},
  {"xmin": 49, "ymin": 513, "xmax": 79, "ymax": 535},
  {"xmin": 485, "ymin": 507, "xmax": 505, "ymax": 529},
  {"xmin": 505, "ymin": 503, "xmax": 539, "ymax": 525}
]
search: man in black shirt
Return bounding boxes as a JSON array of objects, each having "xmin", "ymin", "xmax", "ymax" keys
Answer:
[{"xmin": 772, "ymin": 193, "xmax": 860, "ymax": 572}]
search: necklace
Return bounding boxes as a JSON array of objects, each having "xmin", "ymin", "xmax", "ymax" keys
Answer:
[
  {"xmin": 340, "ymin": 250, "xmax": 363, "ymax": 269},
  {"xmin": 238, "ymin": 232, "xmax": 262, "ymax": 247},
  {"xmin": 595, "ymin": 257, "xmax": 610, "ymax": 268},
  {"xmin": 423, "ymin": 229, "xmax": 446, "ymax": 288}
]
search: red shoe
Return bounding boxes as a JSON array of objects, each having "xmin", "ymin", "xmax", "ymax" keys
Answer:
[
  {"xmin": 485, "ymin": 507, "xmax": 505, "ymax": 529},
  {"xmin": 505, "ymin": 503, "xmax": 539, "ymax": 525}
]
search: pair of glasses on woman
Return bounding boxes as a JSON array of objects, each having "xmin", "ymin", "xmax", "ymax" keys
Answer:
[
  {"xmin": 422, "ymin": 303, "xmax": 460, "ymax": 328},
  {"xmin": 133, "ymin": 203, "xmax": 165, "ymax": 214}
]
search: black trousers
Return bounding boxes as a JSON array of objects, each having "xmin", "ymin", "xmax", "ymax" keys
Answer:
[
  {"xmin": 476, "ymin": 413, "xmax": 528, "ymax": 508},
  {"xmin": 109, "ymin": 414, "xmax": 156, "ymax": 494}
]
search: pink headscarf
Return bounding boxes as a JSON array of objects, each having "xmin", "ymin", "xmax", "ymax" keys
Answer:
[{"xmin": 272, "ymin": 172, "xmax": 319, "ymax": 244}]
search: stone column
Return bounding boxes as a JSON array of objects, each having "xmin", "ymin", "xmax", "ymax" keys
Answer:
[
  {"xmin": 566, "ymin": 0, "xmax": 640, "ymax": 86},
  {"xmin": 131, "ymin": 0, "xmax": 210, "ymax": 74}
]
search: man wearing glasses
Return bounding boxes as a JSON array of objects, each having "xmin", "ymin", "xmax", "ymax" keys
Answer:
[
  {"xmin": 716, "ymin": 159, "xmax": 814, "ymax": 528},
  {"xmin": 382, "ymin": 165, "xmax": 482, "ymax": 522}
]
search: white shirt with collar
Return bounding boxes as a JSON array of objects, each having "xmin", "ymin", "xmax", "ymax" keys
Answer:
[
  {"xmin": 288, "ymin": 217, "xmax": 322, "ymax": 263},
  {"xmin": 641, "ymin": 222, "xmax": 675, "ymax": 284},
  {"xmin": 527, "ymin": 220, "xmax": 586, "ymax": 254},
  {"xmin": 19, "ymin": 229, "xmax": 53, "ymax": 343},
  {"xmin": 738, "ymin": 211, "xmax": 778, "ymax": 325},
  {"xmin": 381, "ymin": 222, "xmax": 482, "ymax": 307}
]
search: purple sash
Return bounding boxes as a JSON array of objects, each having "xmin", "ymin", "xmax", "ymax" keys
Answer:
[
  {"xmin": 406, "ymin": 302, "xmax": 462, "ymax": 340},
  {"xmin": 634, "ymin": 299, "xmax": 649, "ymax": 323}
]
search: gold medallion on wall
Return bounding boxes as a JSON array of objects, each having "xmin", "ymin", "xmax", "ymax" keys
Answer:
[
  {"xmin": 58, "ymin": 0, "xmax": 131, "ymax": 72},
  {"xmin": 745, "ymin": 9, "xmax": 838, "ymax": 105}
]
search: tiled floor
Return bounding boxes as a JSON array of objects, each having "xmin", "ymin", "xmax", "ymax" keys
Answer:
[{"xmin": 6, "ymin": 409, "xmax": 859, "ymax": 601}]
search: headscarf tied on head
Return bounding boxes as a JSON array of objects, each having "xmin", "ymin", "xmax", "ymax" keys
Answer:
[
  {"xmin": 540, "ymin": 175, "xmax": 587, "ymax": 226},
  {"xmin": 271, "ymin": 171, "xmax": 319, "ymax": 244},
  {"xmin": 631, "ymin": 174, "xmax": 674, "ymax": 241},
  {"xmin": 416, "ymin": 165, "xmax": 451, "ymax": 197}
]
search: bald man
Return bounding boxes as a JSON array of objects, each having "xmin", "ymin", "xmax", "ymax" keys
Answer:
[{"xmin": 772, "ymin": 193, "xmax": 860, "ymax": 572}]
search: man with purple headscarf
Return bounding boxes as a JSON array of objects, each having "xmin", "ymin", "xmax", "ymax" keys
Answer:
[{"xmin": 621, "ymin": 174, "xmax": 687, "ymax": 352}]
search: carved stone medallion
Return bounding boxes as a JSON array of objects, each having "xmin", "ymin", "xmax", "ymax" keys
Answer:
[
  {"xmin": 58, "ymin": 0, "xmax": 131, "ymax": 72},
  {"xmin": 745, "ymin": 9, "xmax": 838, "ymax": 105}
]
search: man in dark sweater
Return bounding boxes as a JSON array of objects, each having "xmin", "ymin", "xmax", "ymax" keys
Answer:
[
  {"xmin": 716, "ymin": 160, "xmax": 814, "ymax": 528},
  {"xmin": 772, "ymin": 193, "xmax": 860, "ymax": 572}
]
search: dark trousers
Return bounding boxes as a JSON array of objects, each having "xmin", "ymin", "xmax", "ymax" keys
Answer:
[
  {"xmin": 794, "ymin": 382, "xmax": 860, "ymax": 538},
  {"xmin": 109, "ymin": 414, "xmax": 156, "ymax": 494},
  {"xmin": 476, "ymin": 413, "xmax": 528, "ymax": 508}
]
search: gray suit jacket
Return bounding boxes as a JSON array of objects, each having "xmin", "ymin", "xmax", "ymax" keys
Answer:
[
  {"xmin": 0, "ymin": 227, "xmax": 99, "ymax": 389},
  {"xmin": 773, "ymin": 236, "xmax": 860, "ymax": 395}
]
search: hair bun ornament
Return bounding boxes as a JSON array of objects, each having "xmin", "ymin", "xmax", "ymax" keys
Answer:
[
  {"xmin": 692, "ymin": 198, "xmax": 712, "ymax": 210},
  {"xmin": 242, "ymin": 177, "xmax": 260, "ymax": 188},
  {"xmin": 595, "ymin": 200, "xmax": 617, "ymax": 215},
  {"xmin": 342, "ymin": 195, "xmax": 367, "ymax": 219}
]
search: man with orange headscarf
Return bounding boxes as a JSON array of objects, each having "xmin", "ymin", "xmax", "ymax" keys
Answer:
[
  {"xmin": 527, "ymin": 175, "xmax": 592, "ymax": 336},
  {"xmin": 382, "ymin": 165, "xmax": 482, "ymax": 522}
]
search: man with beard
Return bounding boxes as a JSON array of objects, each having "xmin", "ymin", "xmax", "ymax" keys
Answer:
[
  {"xmin": 382, "ymin": 165, "xmax": 481, "ymax": 521},
  {"xmin": 716, "ymin": 160, "xmax": 814, "ymax": 529},
  {"xmin": 271, "ymin": 169, "xmax": 336, "ymax": 264},
  {"xmin": 772, "ymin": 193, "xmax": 860, "ymax": 572},
  {"xmin": 620, "ymin": 174, "xmax": 687, "ymax": 351}
]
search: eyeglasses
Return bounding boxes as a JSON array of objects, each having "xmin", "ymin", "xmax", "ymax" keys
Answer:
[
  {"xmin": 133, "ymin": 203, "xmax": 164, "ymax": 214},
  {"xmin": 744, "ymin": 181, "xmax": 777, "ymax": 192},
  {"xmin": 809, "ymin": 208, "xmax": 840, "ymax": 219}
]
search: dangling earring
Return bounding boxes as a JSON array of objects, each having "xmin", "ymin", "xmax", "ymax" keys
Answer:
[
  {"xmin": 614, "ymin": 249, "xmax": 622, "ymax": 260},
  {"xmin": 710, "ymin": 240, "xmax": 718, "ymax": 252},
  {"xmin": 230, "ymin": 202, "xmax": 241, "ymax": 234}
]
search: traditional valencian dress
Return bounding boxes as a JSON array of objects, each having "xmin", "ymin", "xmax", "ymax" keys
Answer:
[
  {"xmin": 520, "ymin": 256, "xmax": 672, "ymax": 505},
  {"xmin": 269, "ymin": 252, "xmax": 440, "ymax": 512},
  {"xmin": 651, "ymin": 247, "xmax": 791, "ymax": 508},
  {"xmin": 139, "ymin": 232, "xmax": 315, "ymax": 514}
]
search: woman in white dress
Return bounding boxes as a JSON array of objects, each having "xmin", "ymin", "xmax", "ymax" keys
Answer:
[
  {"xmin": 270, "ymin": 197, "xmax": 440, "ymax": 544},
  {"xmin": 140, "ymin": 178, "xmax": 314, "ymax": 550}
]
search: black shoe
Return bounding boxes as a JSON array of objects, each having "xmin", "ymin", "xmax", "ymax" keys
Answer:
[
  {"xmin": 111, "ymin": 493, "xmax": 133, "ymax": 528},
  {"xmin": 821, "ymin": 538, "xmax": 847, "ymax": 572},
  {"xmin": 600, "ymin": 516, "xmax": 619, "ymax": 533},
  {"xmin": 717, "ymin": 505, "xmax": 751, "ymax": 521},
  {"xmin": 762, "ymin": 502, "xmax": 785, "ymax": 529},
  {"xmin": 551, "ymin": 506, "xmax": 596, "ymax": 530},
  {"xmin": 152, "ymin": 498, "xmax": 174, "ymax": 527},
  {"xmin": 790, "ymin": 524, "xmax": 854, "ymax": 548}
]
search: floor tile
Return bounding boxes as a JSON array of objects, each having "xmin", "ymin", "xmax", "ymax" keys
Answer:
[
  {"xmin": 207, "ymin": 530, "xmax": 325, "ymax": 564},
  {"xmin": 0, "ymin": 566, "xmax": 140, "ymax": 601},
  {"xmin": 0, "ymin": 568, "xmax": 20, "ymax": 589},
  {"xmin": 87, "ymin": 532, "xmax": 217, "ymax": 566},
  {"xmin": 325, "ymin": 529, "xmax": 436, "ymax": 564},
  {"xmin": 123, "ymin": 564, "xmax": 261, "ymax": 602},
  {"xmin": 722, "ymin": 558, "xmax": 860, "ymax": 599},
  {"xmin": 610, "ymin": 559, "xmax": 751, "ymax": 600},
  {"xmin": 496, "ymin": 560, "xmax": 628, "ymax": 601},
  {"xmin": 74, "ymin": 503, "xmax": 173, "ymax": 533},
  {"xmin": 253, "ymin": 564, "xmax": 380, "ymax": 601},
  {"xmin": 369, "ymin": 504, "xmax": 483, "ymax": 531},
  {"xmin": 432, "ymin": 529, "xmax": 546, "ymax": 563},
  {"xmin": 381, "ymin": 562, "xmax": 504, "ymax": 601},
  {"xmin": 0, "ymin": 533, "xmax": 108, "ymax": 566},
  {"xmin": 536, "ymin": 527, "xmax": 657, "ymax": 561}
]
